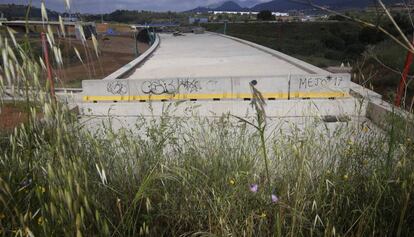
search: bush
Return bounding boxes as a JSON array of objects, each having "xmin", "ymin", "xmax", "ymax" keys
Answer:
[
  {"xmin": 323, "ymin": 34, "xmax": 346, "ymax": 50},
  {"xmin": 324, "ymin": 50, "xmax": 342, "ymax": 60},
  {"xmin": 257, "ymin": 10, "xmax": 275, "ymax": 21},
  {"xmin": 359, "ymin": 27, "xmax": 385, "ymax": 44},
  {"xmin": 344, "ymin": 43, "xmax": 366, "ymax": 59}
]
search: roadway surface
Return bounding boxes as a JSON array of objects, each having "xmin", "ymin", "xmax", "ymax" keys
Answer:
[{"xmin": 127, "ymin": 33, "xmax": 317, "ymax": 79}]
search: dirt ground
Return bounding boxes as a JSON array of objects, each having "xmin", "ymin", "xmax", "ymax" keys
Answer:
[
  {"xmin": 1, "ymin": 33, "xmax": 150, "ymax": 131},
  {"xmin": 0, "ymin": 103, "xmax": 29, "ymax": 132},
  {"xmin": 14, "ymin": 34, "xmax": 149, "ymax": 88},
  {"xmin": 55, "ymin": 35, "xmax": 150, "ymax": 87}
]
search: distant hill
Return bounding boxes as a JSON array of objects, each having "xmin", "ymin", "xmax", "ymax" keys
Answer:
[
  {"xmin": 207, "ymin": 0, "xmax": 262, "ymax": 8},
  {"xmin": 251, "ymin": 0, "xmax": 404, "ymax": 12},
  {"xmin": 239, "ymin": 0, "xmax": 265, "ymax": 8},
  {"xmin": 0, "ymin": 4, "xmax": 59, "ymax": 20},
  {"xmin": 215, "ymin": 1, "xmax": 249, "ymax": 11},
  {"xmin": 188, "ymin": 0, "xmax": 405, "ymax": 13},
  {"xmin": 187, "ymin": 1, "xmax": 249, "ymax": 13},
  {"xmin": 187, "ymin": 6, "xmax": 211, "ymax": 13}
]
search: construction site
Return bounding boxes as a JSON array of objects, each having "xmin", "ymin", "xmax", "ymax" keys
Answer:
[{"xmin": 1, "ymin": 4, "xmax": 414, "ymax": 236}]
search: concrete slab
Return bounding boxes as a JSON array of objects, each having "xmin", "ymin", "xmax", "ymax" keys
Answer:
[
  {"xmin": 79, "ymin": 98, "xmax": 364, "ymax": 118},
  {"xmin": 127, "ymin": 33, "xmax": 312, "ymax": 79},
  {"xmin": 79, "ymin": 113, "xmax": 378, "ymax": 140},
  {"xmin": 82, "ymin": 74, "xmax": 351, "ymax": 102}
]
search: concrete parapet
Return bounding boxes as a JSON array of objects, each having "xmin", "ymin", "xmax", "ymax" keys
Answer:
[
  {"xmin": 82, "ymin": 74, "xmax": 351, "ymax": 102},
  {"xmin": 349, "ymin": 82, "xmax": 382, "ymax": 101},
  {"xmin": 103, "ymin": 34, "xmax": 160, "ymax": 80},
  {"xmin": 366, "ymin": 100, "xmax": 414, "ymax": 138},
  {"xmin": 79, "ymin": 98, "xmax": 362, "ymax": 118}
]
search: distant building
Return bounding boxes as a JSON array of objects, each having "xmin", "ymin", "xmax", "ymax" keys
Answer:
[
  {"xmin": 62, "ymin": 13, "xmax": 79, "ymax": 22},
  {"xmin": 189, "ymin": 17, "xmax": 209, "ymax": 24},
  {"xmin": 301, "ymin": 16, "xmax": 316, "ymax": 22},
  {"xmin": 288, "ymin": 10, "xmax": 305, "ymax": 17},
  {"xmin": 0, "ymin": 12, "xmax": 7, "ymax": 22},
  {"xmin": 272, "ymin": 12, "xmax": 289, "ymax": 17},
  {"xmin": 209, "ymin": 11, "xmax": 289, "ymax": 17},
  {"xmin": 62, "ymin": 16, "xmax": 79, "ymax": 22},
  {"xmin": 210, "ymin": 11, "xmax": 258, "ymax": 15}
]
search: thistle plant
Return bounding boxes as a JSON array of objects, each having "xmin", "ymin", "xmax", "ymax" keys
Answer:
[{"xmin": 233, "ymin": 81, "xmax": 273, "ymax": 200}]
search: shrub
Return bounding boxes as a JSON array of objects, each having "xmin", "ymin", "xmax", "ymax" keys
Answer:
[
  {"xmin": 322, "ymin": 34, "xmax": 346, "ymax": 50},
  {"xmin": 359, "ymin": 27, "xmax": 385, "ymax": 45},
  {"xmin": 257, "ymin": 10, "xmax": 275, "ymax": 21}
]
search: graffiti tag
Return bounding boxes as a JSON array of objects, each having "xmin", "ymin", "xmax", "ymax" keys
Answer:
[
  {"xmin": 141, "ymin": 78, "xmax": 202, "ymax": 95},
  {"xmin": 107, "ymin": 81, "xmax": 128, "ymax": 95},
  {"xmin": 299, "ymin": 76, "xmax": 344, "ymax": 89}
]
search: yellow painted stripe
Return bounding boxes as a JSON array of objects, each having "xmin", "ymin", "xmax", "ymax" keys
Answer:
[
  {"xmin": 83, "ymin": 92, "xmax": 348, "ymax": 102},
  {"xmin": 83, "ymin": 95, "xmax": 130, "ymax": 101},
  {"xmin": 290, "ymin": 92, "xmax": 349, "ymax": 98}
]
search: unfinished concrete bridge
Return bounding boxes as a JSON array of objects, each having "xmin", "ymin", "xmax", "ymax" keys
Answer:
[{"xmin": 75, "ymin": 32, "xmax": 407, "ymax": 132}]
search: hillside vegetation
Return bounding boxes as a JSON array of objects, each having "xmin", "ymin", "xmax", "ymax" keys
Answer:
[
  {"xmin": 0, "ymin": 4, "xmax": 59, "ymax": 20},
  {"xmin": 203, "ymin": 20, "xmax": 414, "ymax": 105},
  {"xmin": 204, "ymin": 22, "xmax": 367, "ymax": 67}
]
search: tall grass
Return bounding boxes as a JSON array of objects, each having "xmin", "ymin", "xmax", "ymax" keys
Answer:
[
  {"xmin": 0, "ymin": 98, "xmax": 413, "ymax": 236},
  {"xmin": 1, "ymin": 4, "xmax": 414, "ymax": 237}
]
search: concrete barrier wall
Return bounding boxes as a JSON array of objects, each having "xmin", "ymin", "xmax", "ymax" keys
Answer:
[
  {"xmin": 82, "ymin": 74, "xmax": 350, "ymax": 102},
  {"xmin": 367, "ymin": 100, "xmax": 414, "ymax": 139},
  {"xmin": 103, "ymin": 34, "xmax": 160, "ymax": 80},
  {"xmin": 290, "ymin": 74, "xmax": 351, "ymax": 99}
]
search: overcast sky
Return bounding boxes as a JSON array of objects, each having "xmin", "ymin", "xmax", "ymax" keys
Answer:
[{"xmin": 0, "ymin": 0, "xmax": 269, "ymax": 13}]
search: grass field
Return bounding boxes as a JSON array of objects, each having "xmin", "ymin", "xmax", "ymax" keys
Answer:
[{"xmin": 0, "ymin": 100, "xmax": 413, "ymax": 236}]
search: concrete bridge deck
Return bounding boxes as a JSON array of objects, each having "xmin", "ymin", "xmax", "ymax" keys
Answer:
[
  {"xmin": 126, "ymin": 33, "xmax": 326, "ymax": 79},
  {"xmin": 75, "ymin": 32, "xmax": 402, "ymax": 135}
]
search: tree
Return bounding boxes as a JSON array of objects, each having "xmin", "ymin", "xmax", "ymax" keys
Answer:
[
  {"xmin": 359, "ymin": 27, "xmax": 384, "ymax": 45},
  {"xmin": 257, "ymin": 10, "xmax": 274, "ymax": 21}
]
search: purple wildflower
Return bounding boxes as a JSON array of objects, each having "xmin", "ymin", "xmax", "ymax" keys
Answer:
[
  {"xmin": 271, "ymin": 194, "xmax": 279, "ymax": 203},
  {"xmin": 250, "ymin": 184, "xmax": 258, "ymax": 193}
]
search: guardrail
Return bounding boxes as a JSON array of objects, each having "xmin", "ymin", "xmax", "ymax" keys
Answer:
[
  {"xmin": 103, "ymin": 34, "xmax": 160, "ymax": 80},
  {"xmin": 82, "ymin": 74, "xmax": 351, "ymax": 102}
]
